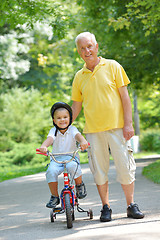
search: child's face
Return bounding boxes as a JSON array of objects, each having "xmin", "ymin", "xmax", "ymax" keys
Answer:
[{"xmin": 53, "ymin": 108, "xmax": 70, "ymax": 130}]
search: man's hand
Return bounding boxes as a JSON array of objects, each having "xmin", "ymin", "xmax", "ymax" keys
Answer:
[{"xmin": 123, "ymin": 125, "xmax": 134, "ymax": 141}]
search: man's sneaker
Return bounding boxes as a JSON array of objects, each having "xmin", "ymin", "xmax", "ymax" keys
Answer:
[
  {"xmin": 76, "ymin": 182, "xmax": 87, "ymax": 199},
  {"xmin": 127, "ymin": 203, "xmax": 144, "ymax": 219},
  {"xmin": 46, "ymin": 195, "xmax": 60, "ymax": 208},
  {"xmin": 100, "ymin": 204, "xmax": 112, "ymax": 222}
]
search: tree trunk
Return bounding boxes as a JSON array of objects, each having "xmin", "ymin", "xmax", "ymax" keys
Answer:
[{"xmin": 133, "ymin": 92, "xmax": 140, "ymax": 136}]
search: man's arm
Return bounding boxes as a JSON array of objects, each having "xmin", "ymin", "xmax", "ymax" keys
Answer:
[
  {"xmin": 118, "ymin": 86, "xmax": 134, "ymax": 141},
  {"xmin": 71, "ymin": 101, "xmax": 82, "ymax": 122}
]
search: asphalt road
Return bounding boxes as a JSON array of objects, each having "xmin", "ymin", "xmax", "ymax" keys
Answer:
[{"xmin": 0, "ymin": 159, "xmax": 160, "ymax": 240}]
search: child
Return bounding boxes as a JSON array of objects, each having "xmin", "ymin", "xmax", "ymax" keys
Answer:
[{"xmin": 39, "ymin": 102, "xmax": 88, "ymax": 208}]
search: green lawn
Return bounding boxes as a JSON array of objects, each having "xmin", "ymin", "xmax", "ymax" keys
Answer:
[
  {"xmin": 0, "ymin": 151, "xmax": 160, "ymax": 183},
  {"xmin": 142, "ymin": 160, "xmax": 160, "ymax": 184}
]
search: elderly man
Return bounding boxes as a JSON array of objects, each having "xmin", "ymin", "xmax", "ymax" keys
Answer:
[{"xmin": 71, "ymin": 32, "xmax": 144, "ymax": 222}]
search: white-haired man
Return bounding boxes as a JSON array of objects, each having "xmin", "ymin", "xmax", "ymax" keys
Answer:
[{"xmin": 71, "ymin": 32, "xmax": 144, "ymax": 222}]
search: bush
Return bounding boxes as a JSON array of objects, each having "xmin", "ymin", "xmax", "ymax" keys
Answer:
[
  {"xmin": 140, "ymin": 130, "xmax": 160, "ymax": 152},
  {"xmin": 0, "ymin": 136, "xmax": 15, "ymax": 152},
  {"xmin": 0, "ymin": 87, "xmax": 51, "ymax": 145},
  {"xmin": 0, "ymin": 142, "xmax": 45, "ymax": 166}
]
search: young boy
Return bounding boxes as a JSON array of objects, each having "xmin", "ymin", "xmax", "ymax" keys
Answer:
[{"xmin": 39, "ymin": 102, "xmax": 89, "ymax": 208}]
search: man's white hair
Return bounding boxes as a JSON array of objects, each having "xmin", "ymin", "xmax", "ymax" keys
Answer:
[{"xmin": 75, "ymin": 32, "xmax": 97, "ymax": 48}]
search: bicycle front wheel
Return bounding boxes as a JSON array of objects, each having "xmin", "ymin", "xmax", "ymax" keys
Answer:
[{"xmin": 64, "ymin": 193, "xmax": 73, "ymax": 229}]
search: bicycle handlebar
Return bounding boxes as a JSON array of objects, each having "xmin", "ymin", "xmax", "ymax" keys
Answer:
[{"xmin": 36, "ymin": 146, "xmax": 88, "ymax": 164}]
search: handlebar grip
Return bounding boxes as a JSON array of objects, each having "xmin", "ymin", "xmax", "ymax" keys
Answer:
[
  {"xmin": 36, "ymin": 152, "xmax": 48, "ymax": 156},
  {"xmin": 36, "ymin": 148, "xmax": 48, "ymax": 156}
]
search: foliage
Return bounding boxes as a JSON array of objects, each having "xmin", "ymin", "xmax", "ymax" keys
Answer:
[
  {"xmin": 0, "ymin": 22, "xmax": 61, "ymax": 90},
  {"xmin": 140, "ymin": 130, "xmax": 160, "ymax": 152},
  {"xmin": 108, "ymin": 0, "xmax": 160, "ymax": 36},
  {"xmin": 142, "ymin": 160, "xmax": 160, "ymax": 184},
  {"xmin": 0, "ymin": 142, "xmax": 47, "ymax": 182},
  {"xmin": 138, "ymin": 85, "xmax": 160, "ymax": 129},
  {"xmin": 0, "ymin": 0, "xmax": 72, "ymax": 38},
  {"xmin": 0, "ymin": 29, "xmax": 32, "ymax": 88},
  {"xmin": 0, "ymin": 87, "xmax": 52, "ymax": 150},
  {"xmin": 19, "ymin": 34, "xmax": 76, "ymax": 95}
]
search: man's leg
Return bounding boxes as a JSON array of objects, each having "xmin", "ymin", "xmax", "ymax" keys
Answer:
[
  {"xmin": 86, "ymin": 132, "xmax": 111, "ymax": 221},
  {"xmin": 121, "ymin": 181, "xmax": 144, "ymax": 218},
  {"xmin": 96, "ymin": 181, "xmax": 109, "ymax": 206},
  {"xmin": 97, "ymin": 181, "xmax": 112, "ymax": 222},
  {"xmin": 121, "ymin": 181, "xmax": 134, "ymax": 206}
]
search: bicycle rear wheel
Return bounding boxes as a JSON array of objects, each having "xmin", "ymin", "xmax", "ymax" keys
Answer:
[{"xmin": 64, "ymin": 193, "xmax": 73, "ymax": 229}]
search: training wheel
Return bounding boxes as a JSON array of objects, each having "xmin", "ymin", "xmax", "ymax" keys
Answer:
[
  {"xmin": 50, "ymin": 210, "xmax": 56, "ymax": 222},
  {"xmin": 88, "ymin": 208, "xmax": 93, "ymax": 219}
]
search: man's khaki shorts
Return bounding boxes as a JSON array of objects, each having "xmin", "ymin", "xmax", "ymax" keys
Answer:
[{"xmin": 86, "ymin": 129, "xmax": 136, "ymax": 185}]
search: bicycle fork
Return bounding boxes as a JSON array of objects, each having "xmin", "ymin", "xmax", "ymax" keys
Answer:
[{"xmin": 61, "ymin": 164, "xmax": 75, "ymax": 209}]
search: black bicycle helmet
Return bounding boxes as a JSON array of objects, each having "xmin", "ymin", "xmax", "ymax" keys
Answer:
[{"xmin": 50, "ymin": 102, "xmax": 72, "ymax": 136}]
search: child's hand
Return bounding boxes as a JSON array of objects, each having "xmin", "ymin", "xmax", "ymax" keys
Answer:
[
  {"xmin": 39, "ymin": 146, "xmax": 48, "ymax": 154},
  {"xmin": 80, "ymin": 139, "xmax": 89, "ymax": 151}
]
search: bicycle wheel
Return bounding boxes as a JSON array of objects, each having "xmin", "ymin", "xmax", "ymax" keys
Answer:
[{"xmin": 64, "ymin": 193, "xmax": 73, "ymax": 229}]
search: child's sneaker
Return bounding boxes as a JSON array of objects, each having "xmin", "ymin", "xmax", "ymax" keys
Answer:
[
  {"xmin": 76, "ymin": 182, "xmax": 87, "ymax": 199},
  {"xmin": 46, "ymin": 195, "xmax": 60, "ymax": 208}
]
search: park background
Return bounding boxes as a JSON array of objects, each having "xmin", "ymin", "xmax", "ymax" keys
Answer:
[{"xmin": 0, "ymin": 0, "xmax": 160, "ymax": 183}]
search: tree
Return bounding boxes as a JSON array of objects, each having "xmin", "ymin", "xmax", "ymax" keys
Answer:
[
  {"xmin": 0, "ymin": 0, "xmax": 71, "ymax": 37},
  {"xmin": 0, "ymin": 29, "xmax": 32, "ymax": 90},
  {"xmin": 108, "ymin": 0, "xmax": 160, "ymax": 36},
  {"xmin": 0, "ymin": 0, "xmax": 78, "ymax": 93}
]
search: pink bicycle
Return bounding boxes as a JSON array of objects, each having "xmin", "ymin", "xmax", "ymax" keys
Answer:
[{"xmin": 36, "ymin": 147, "xmax": 93, "ymax": 229}]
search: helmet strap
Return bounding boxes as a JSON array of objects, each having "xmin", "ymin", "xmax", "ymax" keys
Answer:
[{"xmin": 54, "ymin": 124, "xmax": 70, "ymax": 136}]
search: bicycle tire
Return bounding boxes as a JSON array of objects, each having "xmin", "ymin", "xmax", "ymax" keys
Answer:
[{"xmin": 64, "ymin": 193, "xmax": 73, "ymax": 228}]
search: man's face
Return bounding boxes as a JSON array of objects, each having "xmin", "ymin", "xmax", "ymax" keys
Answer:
[{"xmin": 77, "ymin": 36, "xmax": 98, "ymax": 64}]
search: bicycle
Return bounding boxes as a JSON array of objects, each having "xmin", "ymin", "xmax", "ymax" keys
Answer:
[{"xmin": 36, "ymin": 147, "xmax": 93, "ymax": 229}]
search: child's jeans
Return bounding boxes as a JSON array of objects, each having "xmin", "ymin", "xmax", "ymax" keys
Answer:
[{"xmin": 46, "ymin": 155, "xmax": 82, "ymax": 183}]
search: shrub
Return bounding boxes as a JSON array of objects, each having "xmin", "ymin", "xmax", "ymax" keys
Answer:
[
  {"xmin": 140, "ymin": 130, "xmax": 160, "ymax": 152},
  {"xmin": 0, "ymin": 87, "xmax": 51, "ymax": 145},
  {"xmin": 0, "ymin": 142, "xmax": 42, "ymax": 166}
]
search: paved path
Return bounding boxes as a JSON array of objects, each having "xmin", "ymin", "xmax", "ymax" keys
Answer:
[{"xmin": 0, "ymin": 159, "xmax": 160, "ymax": 240}]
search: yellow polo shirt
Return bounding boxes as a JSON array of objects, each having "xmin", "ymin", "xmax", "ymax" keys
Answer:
[{"xmin": 72, "ymin": 57, "xmax": 130, "ymax": 133}]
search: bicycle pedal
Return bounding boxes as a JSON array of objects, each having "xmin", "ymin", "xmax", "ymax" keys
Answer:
[{"xmin": 53, "ymin": 207, "xmax": 63, "ymax": 213}]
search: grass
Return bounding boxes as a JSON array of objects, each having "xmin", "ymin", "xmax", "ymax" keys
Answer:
[
  {"xmin": 0, "ymin": 151, "xmax": 160, "ymax": 183},
  {"xmin": 0, "ymin": 164, "xmax": 47, "ymax": 182},
  {"xmin": 142, "ymin": 160, "xmax": 160, "ymax": 184}
]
